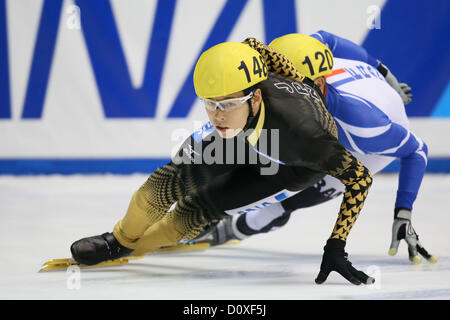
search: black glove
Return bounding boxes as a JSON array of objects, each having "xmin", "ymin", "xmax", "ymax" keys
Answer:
[
  {"xmin": 315, "ymin": 239, "xmax": 375, "ymax": 285},
  {"xmin": 389, "ymin": 208, "xmax": 437, "ymax": 264}
]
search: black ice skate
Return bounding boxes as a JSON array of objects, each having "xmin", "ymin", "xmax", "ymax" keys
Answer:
[{"xmin": 70, "ymin": 232, "xmax": 133, "ymax": 266}]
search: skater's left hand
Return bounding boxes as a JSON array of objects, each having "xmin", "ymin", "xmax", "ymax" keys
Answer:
[
  {"xmin": 388, "ymin": 208, "xmax": 437, "ymax": 264},
  {"xmin": 315, "ymin": 239, "xmax": 375, "ymax": 285},
  {"xmin": 377, "ymin": 62, "xmax": 412, "ymax": 105}
]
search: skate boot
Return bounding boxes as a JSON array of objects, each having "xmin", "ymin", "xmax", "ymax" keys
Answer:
[
  {"xmin": 194, "ymin": 216, "xmax": 238, "ymax": 246},
  {"xmin": 70, "ymin": 232, "xmax": 133, "ymax": 265}
]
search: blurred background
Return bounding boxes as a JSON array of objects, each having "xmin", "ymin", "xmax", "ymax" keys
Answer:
[
  {"xmin": 1, "ymin": 0, "xmax": 450, "ymax": 300},
  {"xmin": 0, "ymin": 0, "xmax": 449, "ymax": 174}
]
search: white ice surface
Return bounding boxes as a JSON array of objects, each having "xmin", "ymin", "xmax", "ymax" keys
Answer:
[{"xmin": 0, "ymin": 174, "xmax": 449, "ymax": 300}]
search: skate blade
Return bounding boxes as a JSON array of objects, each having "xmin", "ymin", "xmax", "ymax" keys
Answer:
[
  {"xmin": 225, "ymin": 239, "xmax": 241, "ymax": 245},
  {"xmin": 39, "ymin": 243, "xmax": 210, "ymax": 271},
  {"xmin": 40, "ymin": 240, "xmax": 240, "ymax": 271},
  {"xmin": 39, "ymin": 256, "xmax": 144, "ymax": 272},
  {"xmin": 155, "ymin": 242, "xmax": 211, "ymax": 253},
  {"xmin": 155, "ymin": 239, "xmax": 240, "ymax": 253}
]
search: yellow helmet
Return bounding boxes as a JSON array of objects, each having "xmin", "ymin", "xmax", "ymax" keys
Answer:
[
  {"xmin": 193, "ymin": 42, "xmax": 268, "ymax": 98},
  {"xmin": 269, "ymin": 33, "xmax": 334, "ymax": 79}
]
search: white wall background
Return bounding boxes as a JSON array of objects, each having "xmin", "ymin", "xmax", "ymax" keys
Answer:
[{"xmin": 1, "ymin": 0, "xmax": 447, "ymax": 160}]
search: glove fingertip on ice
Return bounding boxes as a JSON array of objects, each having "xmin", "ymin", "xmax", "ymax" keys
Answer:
[
  {"xmin": 427, "ymin": 255, "xmax": 438, "ymax": 264},
  {"xmin": 315, "ymin": 272, "xmax": 328, "ymax": 284},
  {"xmin": 315, "ymin": 276, "xmax": 326, "ymax": 284},
  {"xmin": 349, "ymin": 277, "xmax": 362, "ymax": 286},
  {"xmin": 409, "ymin": 255, "xmax": 422, "ymax": 264},
  {"xmin": 388, "ymin": 248, "xmax": 397, "ymax": 256}
]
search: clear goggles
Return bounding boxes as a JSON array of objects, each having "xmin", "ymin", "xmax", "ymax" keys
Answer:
[{"xmin": 200, "ymin": 90, "xmax": 254, "ymax": 112}]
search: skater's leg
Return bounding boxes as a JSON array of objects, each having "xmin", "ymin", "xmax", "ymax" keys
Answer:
[
  {"xmin": 132, "ymin": 166, "xmax": 289, "ymax": 255},
  {"xmin": 113, "ymin": 163, "xmax": 184, "ymax": 249},
  {"xmin": 203, "ymin": 176, "xmax": 345, "ymax": 244},
  {"xmin": 230, "ymin": 154, "xmax": 395, "ymax": 241},
  {"xmin": 71, "ymin": 163, "xmax": 183, "ymax": 264}
]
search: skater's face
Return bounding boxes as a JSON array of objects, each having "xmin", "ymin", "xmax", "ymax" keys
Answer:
[
  {"xmin": 314, "ymin": 76, "xmax": 327, "ymax": 95},
  {"xmin": 205, "ymin": 88, "xmax": 262, "ymax": 139}
]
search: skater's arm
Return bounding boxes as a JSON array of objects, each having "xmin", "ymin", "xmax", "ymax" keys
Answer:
[
  {"xmin": 364, "ymin": 125, "xmax": 432, "ymax": 263},
  {"xmin": 369, "ymin": 126, "xmax": 427, "ymax": 211},
  {"xmin": 285, "ymin": 99, "xmax": 372, "ymax": 242},
  {"xmin": 290, "ymin": 129, "xmax": 374, "ymax": 285},
  {"xmin": 311, "ymin": 30, "xmax": 413, "ymax": 104},
  {"xmin": 247, "ymin": 35, "xmax": 373, "ymax": 241},
  {"xmin": 325, "ymin": 148, "xmax": 372, "ymax": 241},
  {"xmin": 311, "ymin": 30, "xmax": 378, "ymax": 68},
  {"xmin": 295, "ymin": 135, "xmax": 373, "ymax": 241},
  {"xmin": 338, "ymin": 117, "xmax": 427, "ymax": 211}
]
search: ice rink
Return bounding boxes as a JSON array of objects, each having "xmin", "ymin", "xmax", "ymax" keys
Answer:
[{"xmin": 1, "ymin": 173, "xmax": 449, "ymax": 300}]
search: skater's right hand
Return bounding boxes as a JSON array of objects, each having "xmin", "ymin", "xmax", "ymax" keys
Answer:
[
  {"xmin": 388, "ymin": 208, "xmax": 437, "ymax": 264},
  {"xmin": 315, "ymin": 239, "xmax": 375, "ymax": 285}
]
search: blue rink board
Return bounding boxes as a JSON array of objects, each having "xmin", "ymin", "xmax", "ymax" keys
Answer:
[{"xmin": 0, "ymin": 158, "xmax": 449, "ymax": 175}]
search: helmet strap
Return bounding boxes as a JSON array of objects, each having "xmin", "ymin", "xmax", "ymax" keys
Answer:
[
  {"xmin": 243, "ymin": 97, "xmax": 256, "ymax": 131},
  {"xmin": 243, "ymin": 87, "xmax": 258, "ymax": 131}
]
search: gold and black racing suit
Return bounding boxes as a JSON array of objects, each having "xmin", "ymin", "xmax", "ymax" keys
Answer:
[{"xmin": 112, "ymin": 72, "xmax": 372, "ymax": 256}]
